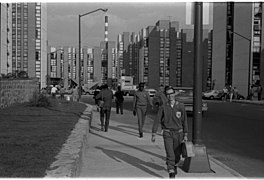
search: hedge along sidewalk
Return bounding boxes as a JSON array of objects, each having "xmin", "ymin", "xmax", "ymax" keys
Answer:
[{"xmin": 45, "ymin": 102, "xmax": 93, "ymax": 177}]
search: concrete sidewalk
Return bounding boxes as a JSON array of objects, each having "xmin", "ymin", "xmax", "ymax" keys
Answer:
[{"xmin": 79, "ymin": 106, "xmax": 243, "ymax": 178}]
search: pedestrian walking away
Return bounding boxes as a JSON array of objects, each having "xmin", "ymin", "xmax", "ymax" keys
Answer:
[
  {"xmin": 114, "ymin": 86, "xmax": 124, "ymax": 114},
  {"xmin": 133, "ymin": 82, "xmax": 153, "ymax": 138},
  {"xmin": 51, "ymin": 85, "xmax": 57, "ymax": 98},
  {"xmin": 151, "ymin": 86, "xmax": 188, "ymax": 178},
  {"xmin": 95, "ymin": 84, "xmax": 113, "ymax": 132},
  {"xmin": 72, "ymin": 86, "xmax": 79, "ymax": 102},
  {"xmin": 60, "ymin": 86, "xmax": 65, "ymax": 100}
]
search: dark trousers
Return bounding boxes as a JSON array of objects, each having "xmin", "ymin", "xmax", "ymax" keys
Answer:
[
  {"xmin": 258, "ymin": 93, "xmax": 262, "ymax": 101},
  {"xmin": 60, "ymin": 94, "xmax": 64, "ymax": 100},
  {"xmin": 116, "ymin": 101, "xmax": 123, "ymax": 114},
  {"xmin": 136, "ymin": 105, "xmax": 147, "ymax": 134},
  {"xmin": 163, "ymin": 131, "xmax": 184, "ymax": 171},
  {"xmin": 100, "ymin": 107, "xmax": 111, "ymax": 131}
]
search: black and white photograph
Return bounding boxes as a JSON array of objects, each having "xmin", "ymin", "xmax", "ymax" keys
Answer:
[{"xmin": 0, "ymin": 0, "xmax": 264, "ymax": 178}]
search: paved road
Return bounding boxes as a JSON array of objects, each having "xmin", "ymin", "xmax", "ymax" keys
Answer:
[
  {"xmin": 201, "ymin": 100, "xmax": 264, "ymax": 178},
  {"xmin": 82, "ymin": 95, "xmax": 264, "ymax": 178}
]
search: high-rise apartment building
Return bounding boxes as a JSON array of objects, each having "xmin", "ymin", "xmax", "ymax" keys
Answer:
[
  {"xmin": 0, "ymin": 3, "xmax": 12, "ymax": 75},
  {"xmin": 3, "ymin": 3, "xmax": 47, "ymax": 88},
  {"xmin": 117, "ymin": 32, "xmax": 139, "ymax": 85},
  {"xmin": 47, "ymin": 46, "xmax": 101, "ymax": 88},
  {"xmin": 100, "ymin": 41, "xmax": 116, "ymax": 86},
  {"xmin": 137, "ymin": 20, "xmax": 180, "ymax": 89},
  {"xmin": 212, "ymin": 2, "xmax": 264, "ymax": 97},
  {"xmin": 47, "ymin": 43, "xmax": 116, "ymax": 88},
  {"xmin": 136, "ymin": 20, "xmax": 211, "ymax": 90},
  {"xmin": 181, "ymin": 28, "xmax": 210, "ymax": 90}
]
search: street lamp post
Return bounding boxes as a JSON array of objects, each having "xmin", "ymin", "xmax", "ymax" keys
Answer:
[
  {"xmin": 228, "ymin": 30, "xmax": 252, "ymax": 98},
  {"xmin": 78, "ymin": 8, "xmax": 108, "ymax": 101}
]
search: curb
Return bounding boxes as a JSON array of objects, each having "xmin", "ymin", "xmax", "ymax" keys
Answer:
[
  {"xmin": 208, "ymin": 155, "xmax": 244, "ymax": 178},
  {"xmin": 44, "ymin": 103, "xmax": 93, "ymax": 177},
  {"xmin": 232, "ymin": 100, "xmax": 264, "ymax": 105}
]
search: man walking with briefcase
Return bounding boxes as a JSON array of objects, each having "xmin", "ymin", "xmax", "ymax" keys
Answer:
[{"xmin": 151, "ymin": 86, "xmax": 188, "ymax": 178}]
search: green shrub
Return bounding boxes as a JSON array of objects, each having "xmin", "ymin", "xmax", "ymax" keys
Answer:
[{"xmin": 30, "ymin": 91, "xmax": 51, "ymax": 107}]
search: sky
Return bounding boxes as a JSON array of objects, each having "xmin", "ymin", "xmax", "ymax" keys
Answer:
[{"xmin": 47, "ymin": 2, "xmax": 212, "ymax": 48}]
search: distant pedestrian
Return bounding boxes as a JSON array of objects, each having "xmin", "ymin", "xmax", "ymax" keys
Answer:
[
  {"xmin": 51, "ymin": 85, "xmax": 57, "ymax": 98},
  {"xmin": 60, "ymin": 86, "xmax": 65, "ymax": 100},
  {"xmin": 223, "ymin": 86, "xmax": 228, "ymax": 101},
  {"xmin": 257, "ymin": 84, "xmax": 262, "ymax": 101},
  {"xmin": 133, "ymin": 82, "xmax": 153, "ymax": 138},
  {"xmin": 114, "ymin": 86, "xmax": 124, "ymax": 114},
  {"xmin": 94, "ymin": 86, "xmax": 101, "ymax": 112},
  {"xmin": 233, "ymin": 87, "xmax": 238, "ymax": 100},
  {"xmin": 153, "ymin": 85, "xmax": 167, "ymax": 109},
  {"xmin": 229, "ymin": 85, "xmax": 234, "ymax": 102},
  {"xmin": 95, "ymin": 84, "xmax": 113, "ymax": 132},
  {"xmin": 72, "ymin": 86, "xmax": 78, "ymax": 102},
  {"xmin": 249, "ymin": 85, "xmax": 254, "ymax": 100},
  {"xmin": 151, "ymin": 86, "xmax": 188, "ymax": 178}
]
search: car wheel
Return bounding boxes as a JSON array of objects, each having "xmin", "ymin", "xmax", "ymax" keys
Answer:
[
  {"xmin": 210, "ymin": 96, "xmax": 214, "ymax": 100},
  {"xmin": 126, "ymin": 92, "xmax": 129, "ymax": 96}
]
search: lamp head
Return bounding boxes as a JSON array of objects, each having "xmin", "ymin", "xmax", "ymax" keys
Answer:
[{"xmin": 102, "ymin": 8, "xmax": 108, "ymax": 12}]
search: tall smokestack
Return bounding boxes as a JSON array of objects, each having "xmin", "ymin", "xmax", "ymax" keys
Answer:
[{"xmin": 105, "ymin": 15, "xmax": 108, "ymax": 42}]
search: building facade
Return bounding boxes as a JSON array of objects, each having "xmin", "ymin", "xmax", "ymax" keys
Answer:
[
  {"xmin": 47, "ymin": 43, "xmax": 116, "ymax": 89},
  {"xmin": 0, "ymin": 3, "xmax": 12, "ymax": 75},
  {"xmin": 136, "ymin": 20, "xmax": 211, "ymax": 90},
  {"xmin": 1, "ymin": 3, "xmax": 48, "ymax": 88},
  {"xmin": 212, "ymin": 2, "xmax": 264, "ymax": 97}
]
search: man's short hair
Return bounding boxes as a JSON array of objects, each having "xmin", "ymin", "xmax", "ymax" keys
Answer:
[
  {"xmin": 165, "ymin": 86, "xmax": 175, "ymax": 95},
  {"xmin": 139, "ymin": 82, "xmax": 145, "ymax": 87}
]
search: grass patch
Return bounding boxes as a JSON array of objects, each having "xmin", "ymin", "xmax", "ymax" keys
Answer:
[{"xmin": 0, "ymin": 98, "xmax": 86, "ymax": 177}]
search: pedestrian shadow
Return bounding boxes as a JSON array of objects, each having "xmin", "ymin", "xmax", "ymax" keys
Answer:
[
  {"xmin": 108, "ymin": 125, "xmax": 138, "ymax": 137},
  {"xmin": 91, "ymin": 124, "xmax": 138, "ymax": 136},
  {"xmin": 90, "ymin": 131, "xmax": 165, "ymax": 161},
  {"xmin": 116, "ymin": 125, "xmax": 138, "ymax": 131},
  {"xmin": 90, "ymin": 126, "xmax": 101, "ymax": 131},
  {"xmin": 95, "ymin": 146, "xmax": 166, "ymax": 177}
]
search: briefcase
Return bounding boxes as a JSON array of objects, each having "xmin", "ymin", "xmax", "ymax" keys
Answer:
[{"xmin": 182, "ymin": 141, "xmax": 195, "ymax": 158}]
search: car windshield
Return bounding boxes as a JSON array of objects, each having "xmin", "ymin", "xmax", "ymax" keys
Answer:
[
  {"xmin": 175, "ymin": 89, "xmax": 193, "ymax": 97},
  {"xmin": 204, "ymin": 90, "xmax": 212, "ymax": 93}
]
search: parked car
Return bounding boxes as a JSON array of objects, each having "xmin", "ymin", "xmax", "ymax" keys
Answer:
[
  {"xmin": 202, "ymin": 90, "xmax": 222, "ymax": 100},
  {"xmin": 145, "ymin": 88, "xmax": 157, "ymax": 97},
  {"xmin": 173, "ymin": 87, "xmax": 208, "ymax": 115},
  {"xmin": 85, "ymin": 89, "xmax": 95, "ymax": 95}
]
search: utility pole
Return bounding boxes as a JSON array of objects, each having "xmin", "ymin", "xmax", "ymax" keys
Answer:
[
  {"xmin": 78, "ymin": 8, "xmax": 108, "ymax": 101},
  {"xmin": 193, "ymin": 2, "xmax": 203, "ymax": 145},
  {"xmin": 183, "ymin": 2, "xmax": 211, "ymax": 173}
]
